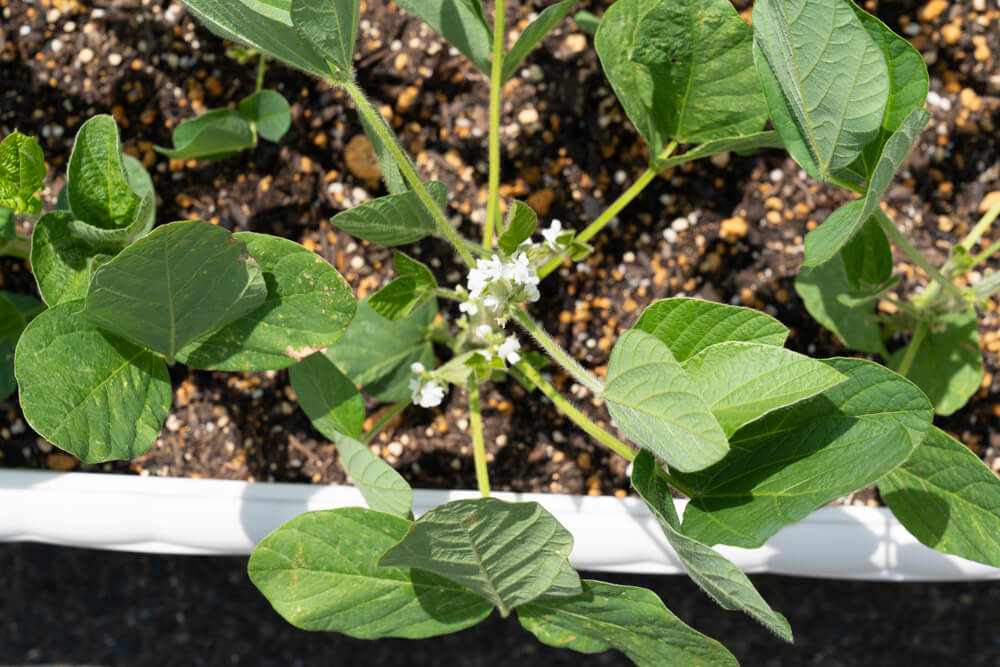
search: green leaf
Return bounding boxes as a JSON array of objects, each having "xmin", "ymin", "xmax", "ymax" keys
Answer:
[
  {"xmin": 803, "ymin": 108, "xmax": 930, "ymax": 266},
  {"xmin": 794, "ymin": 255, "xmax": 886, "ymax": 356},
  {"xmin": 368, "ymin": 252, "xmax": 438, "ymax": 321},
  {"xmin": 596, "ymin": 0, "xmax": 767, "ymax": 158},
  {"xmin": 179, "ymin": 0, "xmax": 331, "ymax": 78},
  {"xmin": 66, "ymin": 115, "xmax": 143, "ymax": 230},
  {"xmin": 840, "ymin": 216, "xmax": 893, "ymax": 290},
  {"xmin": 573, "ymin": 10, "xmax": 600, "ymax": 35},
  {"xmin": 379, "ymin": 498, "xmax": 582, "ymax": 616},
  {"xmin": 633, "ymin": 297, "xmax": 788, "ymax": 362},
  {"xmin": 518, "ymin": 579, "xmax": 738, "ymax": 667},
  {"xmin": 501, "ymin": 0, "xmax": 576, "ymax": 82},
  {"xmin": 0, "ymin": 131, "xmax": 46, "ymax": 214},
  {"xmin": 0, "ymin": 292, "xmax": 26, "ymax": 401},
  {"xmin": 30, "ymin": 211, "xmax": 118, "ymax": 307},
  {"xmin": 497, "ymin": 200, "xmax": 537, "ymax": 255},
  {"xmin": 176, "ymin": 232, "xmax": 354, "ymax": 371},
  {"xmin": 630, "ymin": 450, "xmax": 793, "ymax": 641},
  {"xmin": 82, "ymin": 221, "xmax": 267, "ymax": 361},
  {"xmin": 290, "ymin": 0, "xmax": 360, "ymax": 76},
  {"xmin": 330, "ymin": 181, "xmax": 447, "ymax": 246},
  {"xmin": 682, "ymin": 341, "xmax": 845, "ymax": 437},
  {"xmin": 331, "ymin": 433, "xmax": 414, "ymax": 518},
  {"xmin": 0, "ymin": 207, "xmax": 13, "ymax": 241},
  {"xmin": 239, "ymin": 90, "xmax": 292, "ymax": 142},
  {"xmin": 880, "ymin": 427, "xmax": 1000, "ymax": 567},
  {"xmin": 359, "ymin": 113, "xmax": 408, "ymax": 195},
  {"xmin": 890, "ymin": 308, "xmax": 983, "ymax": 416},
  {"xmin": 394, "ymin": 0, "xmax": 492, "ymax": 73},
  {"xmin": 324, "ymin": 298, "xmax": 436, "ymax": 402},
  {"xmin": 289, "ymin": 350, "xmax": 365, "ymax": 439},
  {"xmin": 154, "ymin": 108, "xmax": 256, "ymax": 161},
  {"xmin": 603, "ymin": 328, "xmax": 729, "ymax": 473},
  {"xmin": 752, "ymin": 0, "xmax": 889, "ymax": 182},
  {"xmin": 122, "ymin": 154, "xmax": 156, "ymax": 239},
  {"xmin": 248, "ymin": 508, "xmax": 493, "ymax": 638},
  {"xmin": 14, "ymin": 300, "xmax": 171, "ymax": 462},
  {"xmin": 675, "ymin": 358, "xmax": 933, "ymax": 548}
]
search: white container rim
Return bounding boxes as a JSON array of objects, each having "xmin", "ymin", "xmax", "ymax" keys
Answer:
[{"xmin": 1, "ymin": 468, "xmax": 998, "ymax": 581}]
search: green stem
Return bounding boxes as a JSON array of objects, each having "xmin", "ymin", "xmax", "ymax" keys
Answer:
[
  {"xmin": 883, "ymin": 296, "xmax": 926, "ymax": 321},
  {"xmin": 895, "ymin": 322, "xmax": 927, "ymax": 377},
  {"xmin": 515, "ymin": 361, "xmax": 635, "ymax": 462},
  {"xmin": 361, "ymin": 400, "xmax": 409, "ymax": 445},
  {"xmin": 255, "ymin": 54, "xmax": 266, "ymax": 92},
  {"xmin": 972, "ymin": 237, "xmax": 1000, "ymax": 267},
  {"xmin": 659, "ymin": 471, "xmax": 700, "ymax": 499},
  {"xmin": 468, "ymin": 378, "xmax": 491, "ymax": 497},
  {"xmin": 341, "ymin": 78, "xmax": 476, "ymax": 266},
  {"xmin": 483, "ymin": 0, "xmax": 506, "ymax": 248},
  {"xmin": 961, "ymin": 196, "xmax": 1000, "ymax": 251},
  {"xmin": 874, "ymin": 208, "xmax": 966, "ymax": 306},
  {"xmin": 512, "ymin": 306, "xmax": 603, "ymax": 395}
]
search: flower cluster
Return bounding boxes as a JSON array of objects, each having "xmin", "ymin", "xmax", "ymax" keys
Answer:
[
  {"xmin": 460, "ymin": 252, "xmax": 540, "ymax": 321},
  {"xmin": 408, "ymin": 362, "xmax": 446, "ymax": 408},
  {"xmin": 472, "ymin": 325, "xmax": 522, "ymax": 365}
]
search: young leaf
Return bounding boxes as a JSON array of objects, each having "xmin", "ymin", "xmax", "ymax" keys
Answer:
[
  {"xmin": 368, "ymin": 252, "xmax": 438, "ymax": 321},
  {"xmin": 602, "ymin": 328, "xmax": 729, "ymax": 473},
  {"xmin": 596, "ymin": 0, "xmax": 767, "ymax": 158},
  {"xmin": 573, "ymin": 10, "xmax": 600, "ymax": 35},
  {"xmin": 0, "ymin": 292, "xmax": 26, "ymax": 401},
  {"xmin": 890, "ymin": 308, "xmax": 983, "ymax": 416},
  {"xmin": 633, "ymin": 297, "xmax": 788, "ymax": 362},
  {"xmin": 840, "ymin": 216, "xmax": 893, "ymax": 290},
  {"xmin": 288, "ymin": 351, "xmax": 365, "ymax": 439},
  {"xmin": 179, "ymin": 0, "xmax": 331, "ymax": 79},
  {"xmin": 66, "ymin": 115, "xmax": 144, "ymax": 230},
  {"xmin": 122, "ymin": 154, "xmax": 156, "ymax": 239},
  {"xmin": 379, "ymin": 498, "xmax": 582, "ymax": 616},
  {"xmin": 238, "ymin": 89, "xmax": 292, "ymax": 142},
  {"xmin": 880, "ymin": 427, "xmax": 1000, "ymax": 568},
  {"xmin": 248, "ymin": 508, "xmax": 493, "ymax": 638},
  {"xmin": 176, "ymin": 232, "xmax": 355, "ymax": 371},
  {"xmin": 794, "ymin": 256, "xmax": 887, "ymax": 356},
  {"xmin": 497, "ymin": 200, "xmax": 537, "ymax": 256},
  {"xmin": 324, "ymin": 298, "xmax": 436, "ymax": 402},
  {"xmin": 630, "ymin": 451, "xmax": 793, "ymax": 642},
  {"xmin": 82, "ymin": 221, "xmax": 267, "ymax": 361},
  {"xmin": 681, "ymin": 341, "xmax": 845, "ymax": 437},
  {"xmin": 330, "ymin": 181, "xmax": 447, "ymax": 246},
  {"xmin": 331, "ymin": 433, "xmax": 414, "ymax": 518},
  {"xmin": 393, "ymin": 0, "xmax": 493, "ymax": 74},
  {"xmin": 803, "ymin": 108, "xmax": 930, "ymax": 266},
  {"xmin": 752, "ymin": 0, "xmax": 889, "ymax": 182},
  {"xmin": 0, "ymin": 131, "xmax": 46, "ymax": 214},
  {"xmin": 501, "ymin": 0, "xmax": 577, "ymax": 83},
  {"xmin": 290, "ymin": 0, "xmax": 360, "ymax": 76},
  {"xmin": 30, "ymin": 211, "xmax": 118, "ymax": 307},
  {"xmin": 154, "ymin": 108, "xmax": 256, "ymax": 161},
  {"xmin": 675, "ymin": 358, "xmax": 933, "ymax": 548},
  {"xmin": 518, "ymin": 579, "xmax": 738, "ymax": 667},
  {"xmin": 14, "ymin": 300, "xmax": 171, "ymax": 462}
]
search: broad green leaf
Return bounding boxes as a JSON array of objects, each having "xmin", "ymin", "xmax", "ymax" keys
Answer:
[
  {"xmin": 83, "ymin": 221, "xmax": 267, "ymax": 360},
  {"xmin": 394, "ymin": 0, "xmax": 492, "ymax": 73},
  {"xmin": 290, "ymin": 0, "xmax": 360, "ymax": 75},
  {"xmin": 501, "ymin": 0, "xmax": 576, "ymax": 82},
  {"xmin": 603, "ymin": 328, "xmax": 729, "ymax": 473},
  {"xmin": 573, "ymin": 10, "xmax": 600, "ymax": 35},
  {"xmin": 368, "ymin": 252, "xmax": 437, "ymax": 321},
  {"xmin": 176, "ymin": 232, "xmax": 354, "ymax": 371},
  {"xmin": 840, "ymin": 216, "xmax": 893, "ymax": 290},
  {"xmin": 179, "ymin": 0, "xmax": 331, "ymax": 78},
  {"xmin": 330, "ymin": 181, "xmax": 447, "ymax": 246},
  {"xmin": 0, "ymin": 292, "xmax": 25, "ymax": 401},
  {"xmin": 66, "ymin": 115, "xmax": 143, "ymax": 230},
  {"xmin": 14, "ymin": 300, "xmax": 171, "ymax": 462},
  {"xmin": 795, "ymin": 256, "xmax": 886, "ymax": 356},
  {"xmin": 676, "ymin": 358, "xmax": 933, "ymax": 547},
  {"xmin": 890, "ymin": 308, "xmax": 983, "ymax": 416},
  {"xmin": 631, "ymin": 451, "xmax": 792, "ymax": 641},
  {"xmin": 30, "ymin": 211, "xmax": 118, "ymax": 307},
  {"xmin": 0, "ymin": 132, "xmax": 45, "ymax": 214},
  {"xmin": 803, "ymin": 108, "xmax": 930, "ymax": 266},
  {"xmin": 248, "ymin": 508, "xmax": 493, "ymax": 638},
  {"xmin": 289, "ymin": 351, "xmax": 365, "ymax": 439},
  {"xmin": 122, "ymin": 154, "xmax": 156, "ymax": 239},
  {"xmin": 633, "ymin": 297, "xmax": 787, "ymax": 363},
  {"xmin": 379, "ymin": 498, "xmax": 582, "ymax": 616},
  {"xmin": 0, "ymin": 207, "xmax": 13, "ymax": 241},
  {"xmin": 596, "ymin": 0, "xmax": 767, "ymax": 158},
  {"xmin": 518, "ymin": 579, "xmax": 738, "ymax": 667},
  {"xmin": 154, "ymin": 108, "xmax": 256, "ymax": 161},
  {"xmin": 881, "ymin": 427, "xmax": 1000, "ymax": 567},
  {"xmin": 752, "ymin": 0, "xmax": 889, "ymax": 182},
  {"xmin": 324, "ymin": 298, "xmax": 436, "ymax": 402},
  {"xmin": 497, "ymin": 200, "xmax": 537, "ymax": 256},
  {"xmin": 239, "ymin": 90, "xmax": 292, "ymax": 142},
  {"xmin": 682, "ymin": 341, "xmax": 845, "ymax": 436},
  {"xmin": 331, "ymin": 433, "xmax": 414, "ymax": 518}
]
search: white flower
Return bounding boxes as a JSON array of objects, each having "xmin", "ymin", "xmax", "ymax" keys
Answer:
[
  {"xmin": 542, "ymin": 219, "xmax": 564, "ymax": 249},
  {"xmin": 410, "ymin": 361, "xmax": 425, "ymax": 374},
  {"xmin": 412, "ymin": 379, "xmax": 445, "ymax": 408},
  {"xmin": 461, "ymin": 253, "xmax": 541, "ymax": 323},
  {"xmin": 497, "ymin": 336, "xmax": 521, "ymax": 364},
  {"xmin": 474, "ymin": 324, "xmax": 493, "ymax": 340},
  {"xmin": 458, "ymin": 300, "xmax": 478, "ymax": 316},
  {"xmin": 508, "ymin": 251, "xmax": 539, "ymax": 286}
]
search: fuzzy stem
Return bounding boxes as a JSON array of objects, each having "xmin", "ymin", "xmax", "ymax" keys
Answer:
[
  {"xmin": 512, "ymin": 306, "xmax": 603, "ymax": 395},
  {"xmin": 874, "ymin": 208, "xmax": 966, "ymax": 307},
  {"xmin": 483, "ymin": 0, "xmax": 506, "ymax": 248},
  {"xmin": 255, "ymin": 55, "xmax": 266, "ymax": 92},
  {"xmin": 468, "ymin": 378, "xmax": 491, "ymax": 497},
  {"xmin": 972, "ymin": 237, "xmax": 1000, "ymax": 268},
  {"xmin": 361, "ymin": 400, "xmax": 409, "ymax": 445},
  {"xmin": 961, "ymin": 196, "xmax": 1000, "ymax": 251},
  {"xmin": 895, "ymin": 322, "xmax": 927, "ymax": 378}
]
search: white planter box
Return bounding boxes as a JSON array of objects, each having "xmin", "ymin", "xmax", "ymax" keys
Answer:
[{"xmin": 2, "ymin": 468, "xmax": 998, "ymax": 581}]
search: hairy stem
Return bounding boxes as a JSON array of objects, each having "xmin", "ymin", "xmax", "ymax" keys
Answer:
[
  {"xmin": 961, "ymin": 195, "xmax": 1000, "ymax": 251},
  {"xmin": 255, "ymin": 54, "xmax": 266, "ymax": 92},
  {"xmin": 972, "ymin": 237, "xmax": 1000, "ymax": 268},
  {"xmin": 512, "ymin": 306, "xmax": 603, "ymax": 395},
  {"xmin": 468, "ymin": 378, "xmax": 491, "ymax": 497},
  {"xmin": 895, "ymin": 322, "xmax": 927, "ymax": 377},
  {"xmin": 874, "ymin": 208, "xmax": 966, "ymax": 307},
  {"xmin": 361, "ymin": 400, "xmax": 409, "ymax": 445},
  {"xmin": 484, "ymin": 0, "xmax": 505, "ymax": 248}
]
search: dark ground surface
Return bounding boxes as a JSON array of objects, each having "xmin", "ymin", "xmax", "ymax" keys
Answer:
[{"xmin": 2, "ymin": 541, "xmax": 1000, "ymax": 666}]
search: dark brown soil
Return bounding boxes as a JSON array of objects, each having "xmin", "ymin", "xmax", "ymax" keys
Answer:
[{"xmin": 2, "ymin": 1, "xmax": 998, "ymax": 496}]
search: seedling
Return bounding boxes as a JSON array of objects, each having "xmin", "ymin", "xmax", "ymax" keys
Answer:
[{"xmin": 6, "ymin": 0, "xmax": 1000, "ymax": 664}]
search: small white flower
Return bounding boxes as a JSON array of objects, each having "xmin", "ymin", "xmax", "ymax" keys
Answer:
[
  {"xmin": 413, "ymin": 379, "xmax": 445, "ymax": 408},
  {"xmin": 474, "ymin": 324, "xmax": 493, "ymax": 340},
  {"xmin": 497, "ymin": 336, "xmax": 521, "ymax": 364},
  {"xmin": 508, "ymin": 251, "xmax": 539, "ymax": 286},
  {"xmin": 410, "ymin": 361, "xmax": 425, "ymax": 374},
  {"xmin": 466, "ymin": 267, "xmax": 488, "ymax": 299},
  {"xmin": 458, "ymin": 300, "xmax": 478, "ymax": 316},
  {"xmin": 542, "ymin": 219, "xmax": 564, "ymax": 249}
]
